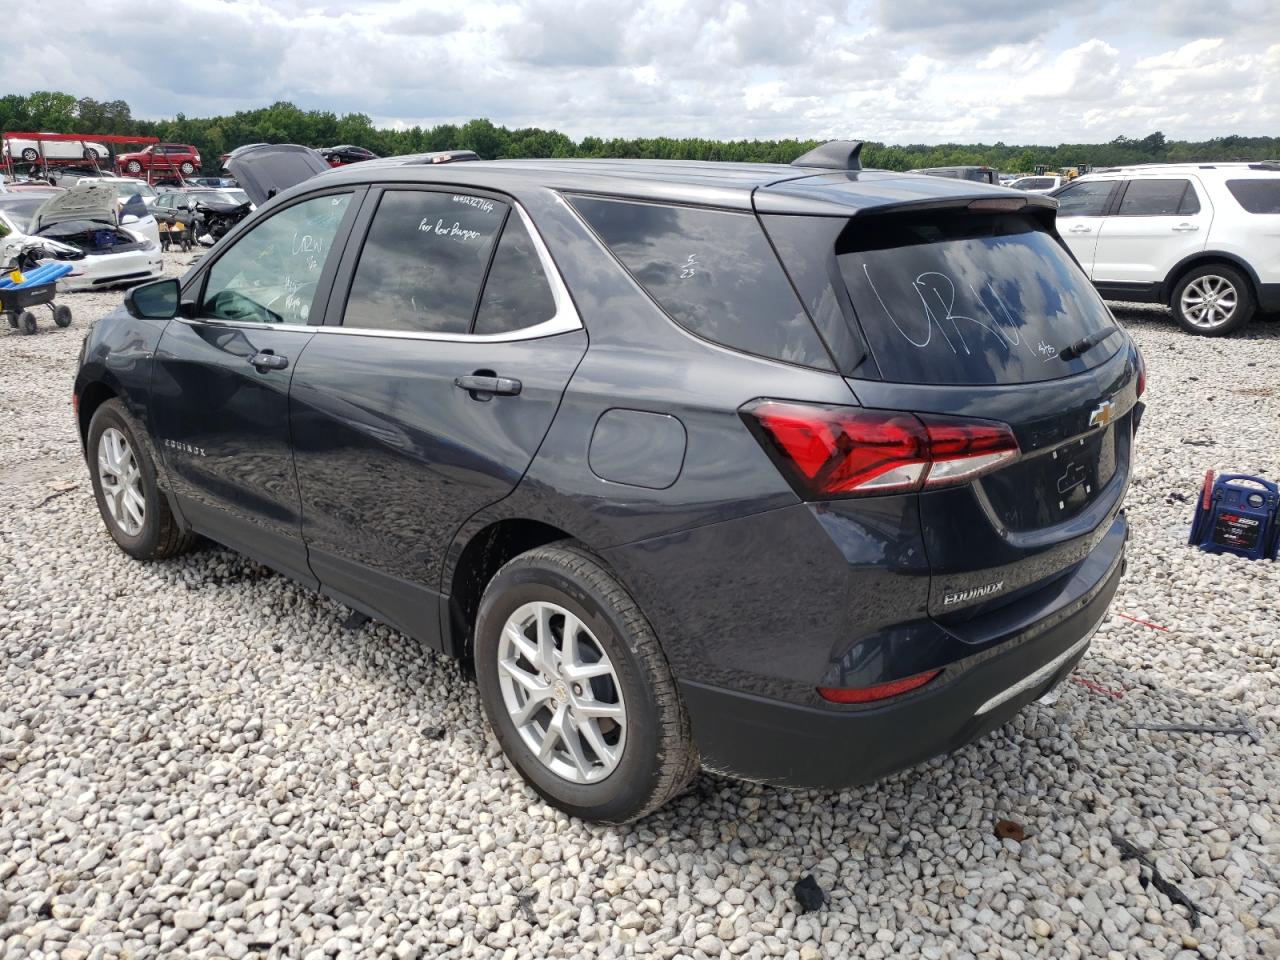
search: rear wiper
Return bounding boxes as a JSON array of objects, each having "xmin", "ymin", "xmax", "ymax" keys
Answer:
[{"xmin": 1059, "ymin": 328, "xmax": 1116, "ymax": 361}]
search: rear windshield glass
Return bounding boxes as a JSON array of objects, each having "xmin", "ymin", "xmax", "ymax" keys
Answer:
[
  {"xmin": 1226, "ymin": 179, "xmax": 1280, "ymax": 214},
  {"xmin": 838, "ymin": 214, "xmax": 1119, "ymax": 385},
  {"xmin": 570, "ymin": 196, "xmax": 832, "ymax": 370}
]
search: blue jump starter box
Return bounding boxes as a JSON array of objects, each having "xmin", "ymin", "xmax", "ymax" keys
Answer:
[{"xmin": 1189, "ymin": 471, "xmax": 1280, "ymax": 561}]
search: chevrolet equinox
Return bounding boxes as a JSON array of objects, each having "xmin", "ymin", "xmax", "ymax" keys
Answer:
[{"xmin": 74, "ymin": 141, "xmax": 1144, "ymax": 823}]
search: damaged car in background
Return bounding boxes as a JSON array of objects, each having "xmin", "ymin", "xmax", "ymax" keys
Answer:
[{"xmin": 0, "ymin": 181, "xmax": 163, "ymax": 291}]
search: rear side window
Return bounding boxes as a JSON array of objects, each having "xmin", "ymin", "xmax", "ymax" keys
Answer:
[
  {"xmin": 837, "ymin": 214, "xmax": 1119, "ymax": 386},
  {"xmin": 570, "ymin": 196, "xmax": 832, "ymax": 369},
  {"xmin": 1053, "ymin": 180, "xmax": 1115, "ymax": 217},
  {"xmin": 1226, "ymin": 179, "xmax": 1280, "ymax": 214},
  {"xmin": 1117, "ymin": 179, "xmax": 1200, "ymax": 216},
  {"xmin": 344, "ymin": 191, "xmax": 507, "ymax": 333}
]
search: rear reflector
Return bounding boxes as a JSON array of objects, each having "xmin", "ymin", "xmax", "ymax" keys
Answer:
[
  {"xmin": 1135, "ymin": 347, "xmax": 1146, "ymax": 399},
  {"xmin": 818, "ymin": 668, "xmax": 941, "ymax": 704},
  {"xmin": 743, "ymin": 401, "xmax": 1019, "ymax": 498}
]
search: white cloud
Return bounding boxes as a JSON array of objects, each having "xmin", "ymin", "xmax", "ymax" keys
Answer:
[{"xmin": 13, "ymin": 0, "xmax": 1280, "ymax": 144}]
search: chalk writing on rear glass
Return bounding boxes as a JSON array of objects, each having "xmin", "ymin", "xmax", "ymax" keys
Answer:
[
  {"xmin": 679, "ymin": 254, "xmax": 701, "ymax": 279},
  {"xmin": 863, "ymin": 266, "xmax": 1064, "ymax": 363}
]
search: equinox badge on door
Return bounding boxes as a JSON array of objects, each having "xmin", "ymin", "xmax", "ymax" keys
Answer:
[{"xmin": 1088, "ymin": 399, "xmax": 1117, "ymax": 429}]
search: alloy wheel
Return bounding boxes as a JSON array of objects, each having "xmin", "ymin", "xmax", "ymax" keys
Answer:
[
  {"xmin": 97, "ymin": 427, "xmax": 146, "ymax": 536},
  {"xmin": 496, "ymin": 600, "xmax": 627, "ymax": 784},
  {"xmin": 1180, "ymin": 275, "xmax": 1238, "ymax": 330}
]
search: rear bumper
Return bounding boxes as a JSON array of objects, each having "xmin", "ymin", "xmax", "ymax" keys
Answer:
[
  {"xmin": 1257, "ymin": 282, "xmax": 1280, "ymax": 313},
  {"xmin": 680, "ymin": 519, "xmax": 1125, "ymax": 790}
]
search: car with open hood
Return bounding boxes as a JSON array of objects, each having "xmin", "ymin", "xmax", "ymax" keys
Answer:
[{"xmin": 0, "ymin": 182, "xmax": 163, "ymax": 292}]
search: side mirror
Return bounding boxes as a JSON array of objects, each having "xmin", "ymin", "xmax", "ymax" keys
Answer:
[{"xmin": 125, "ymin": 278, "xmax": 180, "ymax": 320}]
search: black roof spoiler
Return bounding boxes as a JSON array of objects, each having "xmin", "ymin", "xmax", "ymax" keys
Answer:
[{"xmin": 791, "ymin": 140, "xmax": 863, "ymax": 172}]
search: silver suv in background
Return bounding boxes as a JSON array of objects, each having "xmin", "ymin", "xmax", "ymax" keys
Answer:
[{"xmin": 1051, "ymin": 162, "xmax": 1280, "ymax": 335}]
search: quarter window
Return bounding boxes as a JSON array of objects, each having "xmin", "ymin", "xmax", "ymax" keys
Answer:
[
  {"xmin": 473, "ymin": 213, "xmax": 557, "ymax": 335},
  {"xmin": 1116, "ymin": 179, "xmax": 1200, "ymax": 216},
  {"xmin": 201, "ymin": 192, "xmax": 352, "ymax": 325},
  {"xmin": 570, "ymin": 196, "xmax": 831, "ymax": 369},
  {"xmin": 1053, "ymin": 180, "xmax": 1116, "ymax": 217},
  {"xmin": 1226, "ymin": 179, "xmax": 1280, "ymax": 214},
  {"xmin": 343, "ymin": 191, "xmax": 507, "ymax": 334}
]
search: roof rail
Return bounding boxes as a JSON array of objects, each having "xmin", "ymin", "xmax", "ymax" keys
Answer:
[
  {"xmin": 791, "ymin": 140, "xmax": 863, "ymax": 172},
  {"xmin": 407, "ymin": 150, "xmax": 481, "ymax": 165}
]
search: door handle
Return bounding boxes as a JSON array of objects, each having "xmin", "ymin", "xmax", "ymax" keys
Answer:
[
  {"xmin": 1172, "ymin": 223, "xmax": 1200, "ymax": 232},
  {"xmin": 455, "ymin": 373, "xmax": 522, "ymax": 398},
  {"xmin": 249, "ymin": 351, "xmax": 289, "ymax": 372},
  {"xmin": 1067, "ymin": 225, "xmax": 1093, "ymax": 233}
]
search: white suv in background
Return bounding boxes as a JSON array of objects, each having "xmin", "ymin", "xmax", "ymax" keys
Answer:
[{"xmin": 1051, "ymin": 162, "xmax": 1280, "ymax": 335}]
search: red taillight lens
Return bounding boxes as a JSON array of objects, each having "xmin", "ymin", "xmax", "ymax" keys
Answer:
[
  {"xmin": 1135, "ymin": 348, "xmax": 1146, "ymax": 399},
  {"xmin": 744, "ymin": 401, "xmax": 1019, "ymax": 498},
  {"xmin": 818, "ymin": 668, "xmax": 942, "ymax": 704}
]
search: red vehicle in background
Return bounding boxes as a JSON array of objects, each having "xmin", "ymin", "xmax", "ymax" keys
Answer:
[{"xmin": 116, "ymin": 143, "xmax": 201, "ymax": 177}]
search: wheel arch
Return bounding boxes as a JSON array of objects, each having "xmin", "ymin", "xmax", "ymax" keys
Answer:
[
  {"xmin": 77, "ymin": 379, "xmax": 120, "ymax": 451},
  {"xmin": 443, "ymin": 517, "xmax": 582, "ymax": 662},
  {"xmin": 1161, "ymin": 251, "xmax": 1261, "ymax": 306}
]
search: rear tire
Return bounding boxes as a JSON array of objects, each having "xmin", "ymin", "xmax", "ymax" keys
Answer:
[
  {"xmin": 180, "ymin": 161, "xmax": 196, "ymax": 176},
  {"xmin": 474, "ymin": 543, "xmax": 698, "ymax": 823},
  {"xmin": 18, "ymin": 311, "xmax": 37, "ymax": 335},
  {"xmin": 21, "ymin": 148, "xmax": 38, "ymax": 162},
  {"xmin": 87, "ymin": 399, "xmax": 198, "ymax": 560},
  {"xmin": 1171, "ymin": 264, "xmax": 1254, "ymax": 336}
]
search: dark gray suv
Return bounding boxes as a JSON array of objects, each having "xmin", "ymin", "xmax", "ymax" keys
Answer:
[{"xmin": 74, "ymin": 142, "xmax": 1143, "ymax": 822}]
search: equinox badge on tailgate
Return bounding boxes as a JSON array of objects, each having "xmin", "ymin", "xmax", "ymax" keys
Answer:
[{"xmin": 943, "ymin": 581, "xmax": 1005, "ymax": 605}]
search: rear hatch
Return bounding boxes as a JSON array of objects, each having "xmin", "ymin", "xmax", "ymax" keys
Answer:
[
  {"xmin": 225, "ymin": 144, "xmax": 331, "ymax": 207},
  {"xmin": 760, "ymin": 184, "xmax": 1141, "ymax": 621}
]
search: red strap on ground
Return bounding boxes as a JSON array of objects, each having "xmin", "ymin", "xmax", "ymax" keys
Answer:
[
  {"xmin": 1115, "ymin": 613, "xmax": 1169, "ymax": 631},
  {"xmin": 1071, "ymin": 676, "xmax": 1126, "ymax": 699}
]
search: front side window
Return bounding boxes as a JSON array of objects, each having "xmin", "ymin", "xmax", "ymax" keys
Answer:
[
  {"xmin": 343, "ymin": 191, "xmax": 507, "ymax": 333},
  {"xmin": 1116, "ymin": 179, "xmax": 1200, "ymax": 216},
  {"xmin": 1053, "ymin": 180, "xmax": 1115, "ymax": 217},
  {"xmin": 569, "ymin": 196, "xmax": 831, "ymax": 369},
  {"xmin": 201, "ymin": 192, "xmax": 352, "ymax": 325}
]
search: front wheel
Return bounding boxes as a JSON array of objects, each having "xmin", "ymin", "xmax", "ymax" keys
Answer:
[
  {"xmin": 124, "ymin": 160, "xmax": 142, "ymax": 175},
  {"xmin": 21, "ymin": 147, "xmax": 38, "ymax": 162},
  {"xmin": 1171, "ymin": 265, "xmax": 1254, "ymax": 335},
  {"xmin": 474, "ymin": 543, "xmax": 698, "ymax": 823},
  {"xmin": 87, "ymin": 399, "xmax": 197, "ymax": 560},
  {"xmin": 53, "ymin": 304, "xmax": 72, "ymax": 328},
  {"xmin": 18, "ymin": 311, "xmax": 37, "ymax": 335}
]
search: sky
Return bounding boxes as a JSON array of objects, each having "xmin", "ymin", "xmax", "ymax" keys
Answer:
[{"xmin": 22, "ymin": 0, "xmax": 1280, "ymax": 144}]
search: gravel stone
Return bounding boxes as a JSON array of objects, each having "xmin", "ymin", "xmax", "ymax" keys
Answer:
[{"xmin": 1, "ymin": 268, "xmax": 1278, "ymax": 958}]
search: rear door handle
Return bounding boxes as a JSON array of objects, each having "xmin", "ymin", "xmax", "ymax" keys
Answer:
[
  {"xmin": 249, "ymin": 351, "xmax": 289, "ymax": 372},
  {"xmin": 1172, "ymin": 223, "xmax": 1200, "ymax": 232},
  {"xmin": 455, "ymin": 374, "xmax": 522, "ymax": 398}
]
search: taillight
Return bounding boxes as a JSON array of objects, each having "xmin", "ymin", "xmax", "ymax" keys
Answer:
[
  {"xmin": 1134, "ymin": 347, "xmax": 1146, "ymax": 399},
  {"xmin": 743, "ymin": 400, "xmax": 1019, "ymax": 498},
  {"xmin": 818, "ymin": 668, "xmax": 941, "ymax": 704}
]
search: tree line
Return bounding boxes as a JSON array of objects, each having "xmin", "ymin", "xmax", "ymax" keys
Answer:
[{"xmin": 3, "ymin": 91, "xmax": 1277, "ymax": 175}]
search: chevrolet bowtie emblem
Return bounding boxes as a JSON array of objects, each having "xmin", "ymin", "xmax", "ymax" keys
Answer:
[{"xmin": 1088, "ymin": 399, "xmax": 1116, "ymax": 429}]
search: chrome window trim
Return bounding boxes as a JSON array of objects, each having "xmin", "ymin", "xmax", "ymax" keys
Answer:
[{"xmin": 181, "ymin": 195, "xmax": 582, "ymax": 343}]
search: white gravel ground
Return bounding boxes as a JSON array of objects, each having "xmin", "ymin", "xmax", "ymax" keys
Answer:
[{"xmin": 1, "ymin": 253, "xmax": 1278, "ymax": 960}]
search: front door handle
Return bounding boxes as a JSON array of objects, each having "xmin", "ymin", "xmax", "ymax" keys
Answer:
[
  {"xmin": 455, "ymin": 373, "xmax": 522, "ymax": 399},
  {"xmin": 249, "ymin": 351, "xmax": 289, "ymax": 372},
  {"xmin": 1067, "ymin": 225, "xmax": 1093, "ymax": 233},
  {"xmin": 1172, "ymin": 223, "xmax": 1200, "ymax": 232}
]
